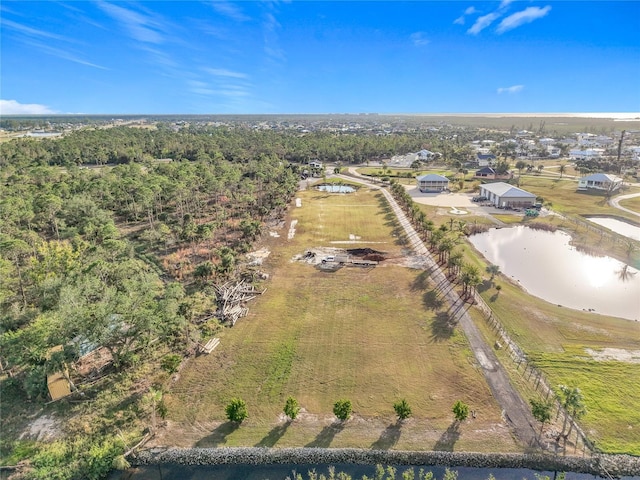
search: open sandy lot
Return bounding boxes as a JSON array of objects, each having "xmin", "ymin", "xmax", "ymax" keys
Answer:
[{"xmin": 402, "ymin": 186, "xmax": 477, "ymax": 208}]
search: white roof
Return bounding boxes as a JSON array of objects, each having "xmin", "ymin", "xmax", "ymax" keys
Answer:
[
  {"xmin": 481, "ymin": 182, "xmax": 536, "ymax": 198},
  {"xmin": 417, "ymin": 174, "xmax": 449, "ymax": 182},
  {"xmin": 580, "ymin": 173, "xmax": 622, "ymax": 183}
]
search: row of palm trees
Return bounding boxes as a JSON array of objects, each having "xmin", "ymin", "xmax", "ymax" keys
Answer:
[{"xmin": 389, "ymin": 181, "xmax": 482, "ymax": 300}]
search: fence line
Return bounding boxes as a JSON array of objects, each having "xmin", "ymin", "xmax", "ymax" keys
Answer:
[{"xmin": 382, "ymin": 183, "xmax": 596, "ymax": 456}]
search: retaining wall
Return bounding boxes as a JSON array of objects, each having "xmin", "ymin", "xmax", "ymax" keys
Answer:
[{"xmin": 133, "ymin": 447, "xmax": 640, "ymax": 478}]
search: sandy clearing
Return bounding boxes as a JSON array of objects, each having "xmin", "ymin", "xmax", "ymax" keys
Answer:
[{"xmin": 585, "ymin": 347, "xmax": 640, "ymax": 363}]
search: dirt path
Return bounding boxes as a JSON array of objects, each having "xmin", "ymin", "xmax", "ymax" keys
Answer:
[{"xmin": 338, "ymin": 173, "xmax": 541, "ymax": 450}]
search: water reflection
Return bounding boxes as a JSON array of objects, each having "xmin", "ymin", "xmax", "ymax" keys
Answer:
[
  {"xmin": 317, "ymin": 184, "xmax": 356, "ymax": 193},
  {"xmin": 587, "ymin": 217, "xmax": 640, "ymax": 241},
  {"xmin": 469, "ymin": 226, "xmax": 640, "ymax": 321}
]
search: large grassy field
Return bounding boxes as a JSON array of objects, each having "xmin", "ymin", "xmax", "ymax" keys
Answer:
[{"xmin": 162, "ymin": 187, "xmax": 516, "ymax": 452}]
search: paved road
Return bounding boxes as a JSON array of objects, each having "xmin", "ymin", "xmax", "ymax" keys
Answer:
[
  {"xmin": 338, "ymin": 171, "xmax": 541, "ymax": 450},
  {"xmin": 609, "ymin": 191, "xmax": 640, "ymax": 218}
]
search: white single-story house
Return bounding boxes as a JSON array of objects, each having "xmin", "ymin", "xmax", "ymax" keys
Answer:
[
  {"xmin": 476, "ymin": 153, "xmax": 496, "ymax": 167},
  {"xmin": 416, "ymin": 174, "xmax": 450, "ymax": 192},
  {"xmin": 577, "ymin": 173, "xmax": 623, "ymax": 192},
  {"xmin": 569, "ymin": 148, "xmax": 604, "ymax": 161},
  {"xmin": 479, "ymin": 182, "xmax": 537, "ymax": 208},
  {"xmin": 416, "ymin": 149, "xmax": 435, "ymax": 160},
  {"xmin": 309, "ymin": 160, "xmax": 323, "ymax": 169}
]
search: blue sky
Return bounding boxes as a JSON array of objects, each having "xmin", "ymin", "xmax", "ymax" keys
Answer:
[{"xmin": 1, "ymin": 1, "xmax": 639, "ymax": 115}]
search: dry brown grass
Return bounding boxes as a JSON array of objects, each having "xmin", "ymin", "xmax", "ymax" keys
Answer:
[{"xmin": 162, "ymin": 188, "xmax": 514, "ymax": 451}]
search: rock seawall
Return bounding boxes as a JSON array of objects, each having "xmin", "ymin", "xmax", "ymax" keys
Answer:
[{"xmin": 133, "ymin": 448, "xmax": 640, "ymax": 478}]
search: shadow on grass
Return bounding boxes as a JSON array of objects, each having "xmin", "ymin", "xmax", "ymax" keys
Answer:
[
  {"xmin": 195, "ymin": 421, "xmax": 240, "ymax": 447},
  {"xmin": 476, "ymin": 279, "xmax": 493, "ymax": 294},
  {"xmin": 422, "ymin": 289, "xmax": 444, "ymax": 311},
  {"xmin": 429, "ymin": 311, "xmax": 455, "ymax": 343},
  {"xmin": 254, "ymin": 421, "xmax": 291, "ymax": 447},
  {"xmin": 411, "ymin": 271, "xmax": 430, "ymax": 291},
  {"xmin": 370, "ymin": 421, "xmax": 401, "ymax": 450},
  {"xmin": 305, "ymin": 421, "xmax": 345, "ymax": 448},
  {"xmin": 433, "ymin": 421, "xmax": 460, "ymax": 451}
]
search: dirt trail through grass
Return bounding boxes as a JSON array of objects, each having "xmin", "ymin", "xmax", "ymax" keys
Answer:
[{"xmin": 340, "ymin": 173, "xmax": 540, "ymax": 449}]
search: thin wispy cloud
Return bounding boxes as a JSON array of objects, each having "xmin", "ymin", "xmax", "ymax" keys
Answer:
[
  {"xmin": 263, "ymin": 11, "xmax": 285, "ymax": 61},
  {"xmin": 205, "ymin": 68, "xmax": 248, "ymax": 79},
  {"xmin": 0, "ymin": 99, "xmax": 56, "ymax": 115},
  {"xmin": 197, "ymin": 67, "xmax": 253, "ymax": 101},
  {"xmin": 467, "ymin": 12, "xmax": 501, "ymax": 35},
  {"xmin": 209, "ymin": 1, "xmax": 250, "ymax": 22},
  {"xmin": 98, "ymin": 2, "xmax": 166, "ymax": 44},
  {"xmin": 497, "ymin": 84, "xmax": 524, "ymax": 94},
  {"xmin": 454, "ymin": 6, "xmax": 477, "ymax": 25},
  {"xmin": 2, "ymin": 18, "xmax": 67, "ymax": 41},
  {"xmin": 496, "ymin": 6, "xmax": 552, "ymax": 34},
  {"xmin": 410, "ymin": 32, "xmax": 430, "ymax": 46}
]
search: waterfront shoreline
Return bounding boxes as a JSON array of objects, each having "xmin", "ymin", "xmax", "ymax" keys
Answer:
[{"xmin": 132, "ymin": 447, "xmax": 640, "ymax": 478}]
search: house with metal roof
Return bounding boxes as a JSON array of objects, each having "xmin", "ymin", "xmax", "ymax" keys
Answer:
[
  {"xmin": 577, "ymin": 173, "xmax": 623, "ymax": 192},
  {"xmin": 479, "ymin": 182, "xmax": 537, "ymax": 208},
  {"xmin": 416, "ymin": 173, "xmax": 450, "ymax": 192}
]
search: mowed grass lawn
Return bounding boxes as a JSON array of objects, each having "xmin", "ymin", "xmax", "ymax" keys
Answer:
[{"xmin": 164, "ymin": 186, "xmax": 515, "ymax": 452}]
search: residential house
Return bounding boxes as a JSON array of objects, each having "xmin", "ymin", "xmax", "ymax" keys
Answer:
[
  {"xmin": 475, "ymin": 153, "xmax": 496, "ymax": 167},
  {"xmin": 474, "ymin": 167, "xmax": 512, "ymax": 181},
  {"xmin": 546, "ymin": 146, "xmax": 561, "ymax": 158},
  {"xmin": 416, "ymin": 173, "xmax": 450, "ymax": 192},
  {"xmin": 479, "ymin": 182, "xmax": 537, "ymax": 208},
  {"xmin": 577, "ymin": 173, "xmax": 623, "ymax": 192},
  {"xmin": 569, "ymin": 148, "xmax": 604, "ymax": 161}
]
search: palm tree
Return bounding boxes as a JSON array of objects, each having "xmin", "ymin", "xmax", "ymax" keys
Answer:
[
  {"xmin": 486, "ymin": 264, "xmax": 501, "ymax": 282},
  {"xmin": 559, "ymin": 164, "xmax": 567, "ymax": 178},
  {"xmin": 557, "ymin": 385, "xmax": 587, "ymax": 437},
  {"xmin": 447, "ymin": 250, "xmax": 464, "ymax": 280},
  {"xmin": 437, "ymin": 238, "xmax": 454, "ymax": 265},
  {"xmin": 460, "ymin": 264, "xmax": 481, "ymax": 299}
]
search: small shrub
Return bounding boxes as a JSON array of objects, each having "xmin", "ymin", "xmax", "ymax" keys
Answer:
[
  {"xmin": 160, "ymin": 354, "xmax": 182, "ymax": 374},
  {"xmin": 284, "ymin": 396, "xmax": 301, "ymax": 420},
  {"xmin": 393, "ymin": 399, "xmax": 412, "ymax": 420},
  {"xmin": 333, "ymin": 399, "xmax": 352, "ymax": 421},
  {"xmin": 452, "ymin": 400, "xmax": 469, "ymax": 422},
  {"xmin": 225, "ymin": 398, "xmax": 248, "ymax": 423}
]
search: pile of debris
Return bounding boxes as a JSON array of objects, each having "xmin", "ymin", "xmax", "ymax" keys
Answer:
[{"xmin": 213, "ymin": 281, "xmax": 265, "ymax": 326}]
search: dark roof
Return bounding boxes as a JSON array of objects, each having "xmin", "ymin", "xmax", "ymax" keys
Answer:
[
  {"xmin": 476, "ymin": 167, "xmax": 496, "ymax": 174},
  {"xmin": 477, "ymin": 153, "xmax": 496, "ymax": 160}
]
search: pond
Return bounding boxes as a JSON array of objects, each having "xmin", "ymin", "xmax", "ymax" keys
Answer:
[
  {"xmin": 585, "ymin": 216, "xmax": 640, "ymax": 241},
  {"xmin": 109, "ymin": 463, "xmax": 640, "ymax": 480},
  {"xmin": 317, "ymin": 184, "xmax": 356, "ymax": 193},
  {"xmin": 468, "ymin": 226, "xmax": 640, "ymax": 321}
]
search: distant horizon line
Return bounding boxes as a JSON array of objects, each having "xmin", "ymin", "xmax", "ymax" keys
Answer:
[{"xmin": 2, "ymin": 112, "xmax": 639, "ymax": 120}]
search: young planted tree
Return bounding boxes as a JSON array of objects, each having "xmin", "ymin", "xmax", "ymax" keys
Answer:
[
  {"xmin": 452, "ymin": 400, "xmax": 469, "ymax": 422},
  {"xmin": 393, "ymin": 399, "xmax": 412, "ymax": 421},
  {"xmin": 283, "ymin": 396, "xmax": 301, "ymax": 421},
  {"xmin": 530, "ymin": 398, "xmax": 553, "ymax": 436},
  {"xmin": 225, "ymin": 398, "xmax": 248, "ymax": 423},
  {"xmin": 333, "ymin": 399, "xmax": 352, "ymax": 421}
]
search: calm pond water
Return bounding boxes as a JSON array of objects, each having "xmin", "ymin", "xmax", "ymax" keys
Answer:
[
  {"xmin": 468, "ymin": 226, "xmax": 640, "ymax": 321},
  {"xmin": 586, "ymin": 217, "xmax": 640, "ymax": 241},
  {"xmin": 109, "ymin": 463, "xmax": 640, "ymax": 480},
  {"xmin": 317, "ymin": 184, "xmax": 356, "ymax": 193}
]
